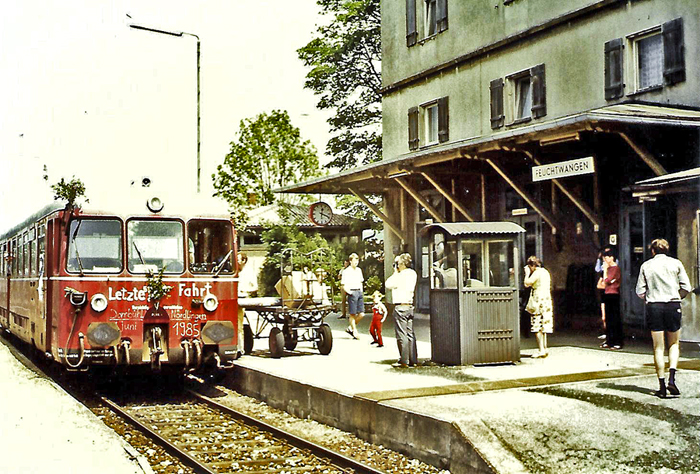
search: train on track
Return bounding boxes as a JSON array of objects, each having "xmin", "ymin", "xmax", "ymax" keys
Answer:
[{"xmin": 0, "ymin": 193, "xmax": 240, "ymax": 374}]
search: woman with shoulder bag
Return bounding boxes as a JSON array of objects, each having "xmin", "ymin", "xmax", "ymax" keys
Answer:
[{"xmin": 524, "ymin": 256, "xmax": 554, "ymax": 358}]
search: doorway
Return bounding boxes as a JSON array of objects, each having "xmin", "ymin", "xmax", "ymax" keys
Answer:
[{"xmin": 620, "ymin": 204, "xmax": 646, "ymax": 327}]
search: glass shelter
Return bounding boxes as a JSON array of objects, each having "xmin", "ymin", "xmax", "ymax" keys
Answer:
[{"xmin": 422, "ymin": 222, "xmax": 525, "ymax": 365}]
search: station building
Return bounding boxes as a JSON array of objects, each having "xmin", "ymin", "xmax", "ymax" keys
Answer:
[{"xmin": 282, "ymin": 0, "xmax": 699, "ymax": 341}]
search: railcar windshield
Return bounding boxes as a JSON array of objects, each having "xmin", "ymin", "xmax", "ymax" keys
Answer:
[
  {"xmin": 187, "ymin": 220, "xmax": 234, "ymax": 274},
  {"xmin": 67, "ymin": 219, "xmax": 123, "ymax": 273},
  {"xmin": 127, "ymin": 219, "xmax": 184, "ymax": 274}
]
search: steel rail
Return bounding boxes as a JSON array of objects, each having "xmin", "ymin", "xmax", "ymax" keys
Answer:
[
  {"xmin": 187, "ymin": 389, "xmax": 387, "ymax": 474},
  {"xmin": 100, "ymin": 396, "xmax": 218, "ymax": 474}
]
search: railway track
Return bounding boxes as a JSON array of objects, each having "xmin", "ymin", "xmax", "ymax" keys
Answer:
[{"xmin": 101, "ymin": 389, "xmax": 386, "ymax": 474}]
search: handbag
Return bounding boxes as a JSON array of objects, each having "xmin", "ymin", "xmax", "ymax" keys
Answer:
[
  {"xmin": 596, "ymin": 277, "xmax": 605, "ymax": 290},
  {"xmin": 525, "ymin": 293, "xmax": 538, "ymax": 314}
]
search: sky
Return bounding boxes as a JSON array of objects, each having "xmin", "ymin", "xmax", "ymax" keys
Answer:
[{"xmin": 0, "ymin": 0, "xmax": 331, "ymax": 234}]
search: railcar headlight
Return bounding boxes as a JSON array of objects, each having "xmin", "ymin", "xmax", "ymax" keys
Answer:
[
  {"xmin": 203, "ymin": 293, "xmax": 219, "ymax": 312},
  {"xmin": 147, "ymin": 196, "xmax": 164, "ymax": 213},
  {"xmin": 91, "ymin": 293, "xmax": 108, "ymax": 313}
]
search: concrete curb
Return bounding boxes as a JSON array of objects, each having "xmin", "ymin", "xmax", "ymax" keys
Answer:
[{"xmin": 231, "ymin": 364, "xmax": 494, "ymax": 473}]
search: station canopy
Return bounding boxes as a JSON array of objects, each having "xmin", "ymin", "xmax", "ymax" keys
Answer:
[{"xmin": 277, "ymin": 104, "xmax": 700, "ymax": 196}]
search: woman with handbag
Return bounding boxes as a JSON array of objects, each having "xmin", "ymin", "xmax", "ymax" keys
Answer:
[{"xmin": 524, "ymin": 256, "xmax": 554, "ymax": 358}]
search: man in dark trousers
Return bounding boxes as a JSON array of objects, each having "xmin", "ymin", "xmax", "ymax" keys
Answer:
[{"xmin": 636, "ymin": 239, "xmax": 692, "ymax": 398}]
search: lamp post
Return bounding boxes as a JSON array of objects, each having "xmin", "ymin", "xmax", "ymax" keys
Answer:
[{"xmin": 129, "ymin": 23, "xmax": 201, "ymax": 193}]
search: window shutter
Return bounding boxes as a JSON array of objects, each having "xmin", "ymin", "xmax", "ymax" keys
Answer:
[
  {"xmin": 406, "ymin": 0, "xmax": 417, "ymax": 47},
  {"xmin": 530, "ymin": 64, "xmax": 546, "ymax": 119},
  {"xmin": 408, "ymin": 107, "xmax": 419, "ymax": 150},
  {"xmin": 663, "ymin": 18, "xmax": 685, "ymax": 85},
  {"xmin": 438, "ymin": 96, "xmax": 449, "ymax": 143},
  {"xmin": 490, "ymin": 78, "xmax": 504, "ymax": 129},
  {"xmin": 604, "ymin": 38, "xmax": 624, "ymax": 100},
  {"xmin": 437, "ymin": 0, "xmax": 448, "ymax": 33}
]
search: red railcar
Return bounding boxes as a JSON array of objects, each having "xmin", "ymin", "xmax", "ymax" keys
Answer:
[{"xmin": 0, "ymin": 195, "xmax": 239, "ymax": 373}]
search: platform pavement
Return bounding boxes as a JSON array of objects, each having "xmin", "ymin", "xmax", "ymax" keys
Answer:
[
  {"xmin": 0, "ymin": 337, "xmax": 152, "ymax": 474},
  {"xmin": 231, "ymin": 311, "xmax": 700, "ymax": 473}
]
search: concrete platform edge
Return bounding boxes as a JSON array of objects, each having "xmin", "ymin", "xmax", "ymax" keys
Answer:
[{"xmin": 230, "ymin": 364, "xmax": 494, "ymax": 473}]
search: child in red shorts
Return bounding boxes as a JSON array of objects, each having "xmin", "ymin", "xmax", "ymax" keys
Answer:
[{"xmin": 369, "ymin": 291, "xmax": 387, "ymax": 347}]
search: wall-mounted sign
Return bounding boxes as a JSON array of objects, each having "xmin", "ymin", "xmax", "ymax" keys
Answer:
[
  {"xmin": 512, "ymin": 208, "xmax": 528, "ymax": 216},
  {"xmin": 609, "ymin": 234, "xmax": 617, "ymax": 245},
  {"xmin": 532, "ymin": 156, "xmax": 595, "ymax": 182}
]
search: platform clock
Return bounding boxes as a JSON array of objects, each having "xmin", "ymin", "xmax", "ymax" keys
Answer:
[{"xmin": 309, "ymin": 201, "xmax": 333, "ymax": 226}]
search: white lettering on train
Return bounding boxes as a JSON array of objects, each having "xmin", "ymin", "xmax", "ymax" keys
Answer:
[{"xmin": 178, "ymin": 282, "xmax": 212, "ymax": 297}]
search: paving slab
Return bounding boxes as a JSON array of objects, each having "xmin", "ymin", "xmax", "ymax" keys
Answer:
[{"xmin": 0, "ymin": 338, "xmax": 151, "ymax": 474}]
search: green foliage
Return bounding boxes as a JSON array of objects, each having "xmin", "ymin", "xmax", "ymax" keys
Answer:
[
  {"xmin": 298, "ymin": 0, "xmax": 382, "ymax": 170},
  {"xmin": 212, "ymin": 110, "xmax": 322, "ymax": 229},
  {"xmin": 43, "ymin": 165, "xmax": 88, "ymax": 208},
  {"xmin": 146, "ymin": 268, "xmax": 173, "ymax": 303}
]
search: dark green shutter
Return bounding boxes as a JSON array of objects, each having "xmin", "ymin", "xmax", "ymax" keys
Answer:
[
  {"xmin": 490, "ymin": 78, "xmax": 504, "ymax": 129},
  {"xmin": 438, "ymin": 96, "xmax": 449, "ymax": 143},
  {"xmin": 408, "ymin": 107, "xmax": 419, "ymax": 150},
  {"xmin": 437, "ymin": 0, "xmax": 448, "ymax": 33},
  {"xmin": 604, "ymin": 38, "xmax": 624, "ymax": 100},
  {"xmin": 406, "ymin": 0, "xmax": 417, "ymax": 47},
  {"xmin": 663, "ymin": 18, "xmax": 685, "ymax": 85},
  {"xmin": 530, "ymin": 64, "xmax": 546, "ymax": 119}
]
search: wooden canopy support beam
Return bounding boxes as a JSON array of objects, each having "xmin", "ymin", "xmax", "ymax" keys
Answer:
[
  {"xmin": 395, "ymin": 177, "xmax": 446, "ymax": 223},
  {"xmin": 485, "ymin": 158, "xmax": 561, "ymax": 234},
  {"xmin": 618, "ymin": 132, "xmax": 667, "ymax": 177},
  {"xmin": 419, "ymin": 172, "xmax": 475, "ymax": 222},
  {"xmin": 347, "ymin": 187, "xmax": 406, "ymax": 242},
  {"xmin": 519, "ymin": 150, "xmax": 603, "ymax": 231}
]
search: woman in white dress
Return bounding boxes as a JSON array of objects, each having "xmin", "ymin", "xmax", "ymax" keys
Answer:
[{"xmin": 524, "ymin": 256, "xmax": 554, "ymax": 358}]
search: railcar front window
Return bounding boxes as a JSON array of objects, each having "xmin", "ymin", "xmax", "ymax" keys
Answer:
[
  {"xmin": 67, "ymin": 219, "xmax": 123, "ymax": 273},
  {"xmin": 187, "ymin": 220, "xmax": 234, "ymax": 274},
  {"xmin": 127, "ymin": 220, "xmax": 184, "ymax": 274}
]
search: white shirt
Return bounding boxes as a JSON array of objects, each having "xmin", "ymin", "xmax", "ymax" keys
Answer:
[
  {"xmin": 341, "ymin": 266, "xmax": 364, "ymax": 291},
  {"xmin": 636, "ymin": 254, "xmax": 691, "ymax": 303},
  {"xmin": 385, "ymin": 268, "xmax": 417, "ymax": 305}
]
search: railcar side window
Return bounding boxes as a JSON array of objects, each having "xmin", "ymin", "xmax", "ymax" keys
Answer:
[
  {"xmin": 187, "ymin": 220, "xmax": 233, "ymax": 274},
  {"xmin": 67, "ymin": 219, "xmax": 123, "ymax": 274},
  {"xmin": 127, "ymin": 220, "xmax": 184, "ymax": 274}
]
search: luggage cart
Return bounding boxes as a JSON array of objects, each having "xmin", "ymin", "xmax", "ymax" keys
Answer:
[{"xmin": 238, "ymin": 248, "xmax": 337, "ymax": 358}]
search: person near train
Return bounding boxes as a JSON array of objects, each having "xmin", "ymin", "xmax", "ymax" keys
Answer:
[
  {"xmin": 385, "ymin": 253, "xmax": 418, "ymax": 368},
  {"xmin": 341, "ymin": 253, "xmax": 364, "ymax": 339}
]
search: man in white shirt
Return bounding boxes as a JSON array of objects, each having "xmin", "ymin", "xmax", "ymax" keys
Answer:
[
  {"xmin": 636, "ymin": 238, "xmax": 692, "ymax": 398},
  {"xmin": 341, "ymin": 253, "xmax": 364, "ymax": 339},
  {"xmin": 385, "ymin": 253, "xmax": 418, "ymax": 368}
]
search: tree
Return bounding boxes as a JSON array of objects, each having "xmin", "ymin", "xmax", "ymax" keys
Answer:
[
  {"xmin": 298, "ymin": 0, "xmax": 382, "ymax": 171},
  {"xmin": 213, "ymin": 110, "xmax": 322, "ymax": 228}
]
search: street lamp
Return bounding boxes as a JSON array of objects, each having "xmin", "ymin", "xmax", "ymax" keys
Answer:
[{"xmin": 129, "ymin": 23, "xmax": 201, "ymax": 193}]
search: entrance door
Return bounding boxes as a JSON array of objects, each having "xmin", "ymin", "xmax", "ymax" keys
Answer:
[
  {"xmin": 620, "ymin": 205, "xmax": 645, "ymax": 327},
  {"xmin": 509, "ymin": 214, "xmax": 543, "ymax": 267}
]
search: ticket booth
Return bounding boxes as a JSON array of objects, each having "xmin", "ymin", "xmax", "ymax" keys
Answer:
[{"xmin": 423, "ymin": 222, "xmax": 525, "ymax": 365}]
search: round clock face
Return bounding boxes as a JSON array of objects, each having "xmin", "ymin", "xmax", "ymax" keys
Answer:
[{"xmin": 309, "ymin": 201, "xmax": 333, "ymax": 226}]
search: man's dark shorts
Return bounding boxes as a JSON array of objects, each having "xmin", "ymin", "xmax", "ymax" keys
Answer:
[
  {"xmin": 348, "ymin": 290, "xmax": 364, "ymax": 315},
  {"xmin": 646, "ymin": 302, "xmax": 682, "ymax": 332}
]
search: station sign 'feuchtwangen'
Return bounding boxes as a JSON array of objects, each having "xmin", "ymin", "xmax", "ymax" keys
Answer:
[{"xmin": 532, "ymin": 156, "xmax": 595, "ymax": 182}]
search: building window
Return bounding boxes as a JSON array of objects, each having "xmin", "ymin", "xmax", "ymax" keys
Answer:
[
  {"xmin": 424, "ymin": 102, "xmax": 439, "ymax": 144},
  {"xmin": 409, "ymin": 96, "xmax": 449, "ymax": 150},
  {"xmin": 425, "ymin": 0, "xmax": 437, "ymax": 36},
  {"xmin": 406, "ymin": 0, "xmax": 447, "ymax": 46},
  {"xmin": 635, "ymin": 31, "xmax": 663, "ymax": 91},
  {"xmin": 609, "ymin": 17, "xmax": 686, "ymax": 99},
  {"xmin": 513, "ymin": 74, "xmax": 532, "ymax": 121}
]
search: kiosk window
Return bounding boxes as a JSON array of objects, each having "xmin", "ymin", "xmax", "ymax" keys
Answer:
[
  {"xmin": 488, "ymin": 241, "xmax": 515, "ymax": 287},
  {"xmin": 462, "ymin": 241, "xmax": 484, "ymax": 287}
]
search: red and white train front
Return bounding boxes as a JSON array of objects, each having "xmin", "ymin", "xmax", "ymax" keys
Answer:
[{"xmin": 52, "ymin": 201, "xmax": 239, "ymax": 373}]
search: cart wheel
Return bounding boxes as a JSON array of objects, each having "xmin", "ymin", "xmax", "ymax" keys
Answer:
[
  {"xmin": 317, "ymin": 324, "xmax": 333, "ymax": 355},
  {"xmin": 269, "ymin": 327, "xmax": 285, "ymax": 358},
  {"xmin": 243, "ymin": 324, "xmax": 254, "ymax": 355},
  {"xmin": 284, "ymin": 329, "xmax": 298, "ymax": 351}
]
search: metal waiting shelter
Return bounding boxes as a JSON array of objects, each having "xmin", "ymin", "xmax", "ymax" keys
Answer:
[{"xmin": 422, "ymin": 222, "xmax": 525, "ymax": 365}]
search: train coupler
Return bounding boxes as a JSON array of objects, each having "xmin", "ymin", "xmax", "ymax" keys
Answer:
[{"xmin": 149, "ymin": 327, "xmax": 165, "ymax": 372}]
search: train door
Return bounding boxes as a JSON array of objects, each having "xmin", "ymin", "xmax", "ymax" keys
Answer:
[
  {"xmin": 620, "ymin": 204, "xmax": 645, "ymax": 327},
  {"xmin": 1, "ymin": 241, "xmax": 8, "ymax": 328}
]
